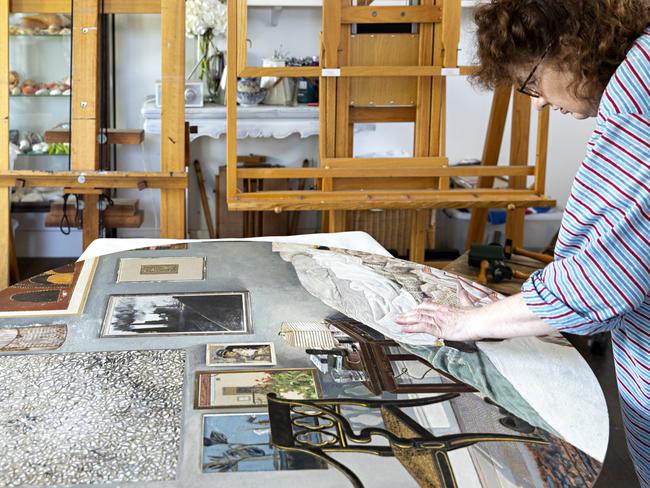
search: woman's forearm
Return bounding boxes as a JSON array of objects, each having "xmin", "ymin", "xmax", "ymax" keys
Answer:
[{"xmin": 466, "ymin": 293, "xmax": 557, "ymax": 339}]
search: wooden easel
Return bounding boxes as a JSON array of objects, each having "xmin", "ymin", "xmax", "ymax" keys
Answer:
[
  {"xmin": 226, "ymin": 1, "xmax": 555, "ymax": 263},
  {"xmin": 0, "ymin": 0, "xmax": 188, "ymax": 287}
]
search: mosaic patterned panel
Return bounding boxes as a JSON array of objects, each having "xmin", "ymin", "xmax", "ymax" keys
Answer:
[
  {"xmin": 0, "ymin": 349, "xmax": 185, "ymax": 486},
  {"xmin": 0, "ymin": 263, "xmax": 78, "ymax": 312}
]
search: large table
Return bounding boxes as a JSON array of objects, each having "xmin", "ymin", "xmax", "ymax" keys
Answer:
[{"xmin": 0, "ymin": 234, "xmax": 608, "ymax": 488}]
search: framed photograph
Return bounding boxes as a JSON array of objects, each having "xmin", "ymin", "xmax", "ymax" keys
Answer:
[
  {"xmin": 195, "ymin": 368, "xmax": 320, "ymax": 409},
  {"xmin": 202, "ymin": 413, "xmax": 326, "ymax": 473},
  {"xmin": 206, "ymin": 342, "xmax": 276, "ymax": 367},
  {"xmin": 100, "ymin": 291, "xmax": 252, "ymax": 337},
  {"xmin": 116, "ymin": 256, "xmax": 206, "ymax": 283}
]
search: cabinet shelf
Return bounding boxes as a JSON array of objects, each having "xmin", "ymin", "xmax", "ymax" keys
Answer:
[
  {"xmin": 16, "ymin": 152, "xmax": 69, "ymax": 157},
  {"xmin": 10, "ymin": 33, "xmax": 70, "ymax": 38},
  {"xmin": 10, "ymin": 94, "xmax": 70, "ymax": 98}
]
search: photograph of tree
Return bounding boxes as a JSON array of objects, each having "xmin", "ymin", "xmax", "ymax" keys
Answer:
[{"xmin": 195, "ymin": 368, "xmax": 320, "ymax": 409}]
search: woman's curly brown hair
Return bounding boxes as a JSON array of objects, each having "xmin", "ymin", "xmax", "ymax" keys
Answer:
[{"xmin": 472, "ymin": 0, "xmax": 650, "ymax": 103}]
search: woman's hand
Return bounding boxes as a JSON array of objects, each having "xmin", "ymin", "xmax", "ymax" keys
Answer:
[
  {"xmin": 394, "ymin": 290, "xmax": 486, "ymax": 342},
  {"xmin": 395, "ymin": 292, "xmax": 558, "ymax": 342}
]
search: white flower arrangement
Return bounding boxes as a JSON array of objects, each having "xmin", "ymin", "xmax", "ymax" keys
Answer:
[{"xmin": 185, "ymin": 0, "xmax": 227, "ymax": 38}]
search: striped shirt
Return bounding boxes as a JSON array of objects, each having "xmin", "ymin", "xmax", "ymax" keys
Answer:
[{"xmin": 521, "ymin": 28, "xmax": 650, "ymax": 486}]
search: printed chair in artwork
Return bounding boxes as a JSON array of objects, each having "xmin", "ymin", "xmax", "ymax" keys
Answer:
[{"xmin": 267, "ymin": 393, "xmax": 548, "ymax": 488}]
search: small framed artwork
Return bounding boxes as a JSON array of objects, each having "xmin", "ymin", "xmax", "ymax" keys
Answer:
[
  {"xmin": 116, "ymin": 256, "xmax": 206, "ymax": 283},
  {"xmin": 195, "ymin": 368, "xmax": 320, "ymax": 409},
  {"xmin": 202, "ymin": 413, "xmax": 327, "ymax": 473},
  {"xmin": 206, "ymin": 342, "xmax": 276, "ymax": 367},
  {"xmin": 100, "ymin": 291, "xmax": 252, "ymax": 337}
]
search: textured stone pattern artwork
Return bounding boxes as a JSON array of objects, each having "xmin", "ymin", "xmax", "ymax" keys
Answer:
[
  {"xmin": 0, "ymin": 349, "xmax": 185, "ymax": 487},
  {"xmin": 0, "ymin": 324, "xmax": 67, "ymax": 352}
]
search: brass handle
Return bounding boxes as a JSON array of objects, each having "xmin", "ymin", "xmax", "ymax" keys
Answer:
[
  {"xmin": 514, "ymin": 246, "xmax": 554, "ymax": 264},
  {"xmin": 477, "ymin": 259, "xmax": 490, "ymax": 285},
  {"xmin": 512, "ymin": 270, "xmax": 531, "ymax": 280}
]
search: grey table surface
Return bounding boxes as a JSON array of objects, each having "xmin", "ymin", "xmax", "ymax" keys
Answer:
[{"xmin": 1, "ymin": 241, "xmax": 421, "ymax": 488}]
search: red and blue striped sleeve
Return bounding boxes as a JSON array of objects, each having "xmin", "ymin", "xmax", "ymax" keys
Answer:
[{"xmin": 521, "ymin": 113, "xmax": 650, "ymax": 335}]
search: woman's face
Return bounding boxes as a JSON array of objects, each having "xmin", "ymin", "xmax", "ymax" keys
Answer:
[{"xmin": 516, "ymin": 62, "xmax": 601, "ymax": 119}]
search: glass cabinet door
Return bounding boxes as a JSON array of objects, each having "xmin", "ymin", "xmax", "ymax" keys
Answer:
[{"xmin": 9, "ymin": 12, "xmax": 72, "ymax": 206}]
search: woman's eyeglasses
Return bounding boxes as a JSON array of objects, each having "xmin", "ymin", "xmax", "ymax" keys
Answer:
[{"xmin": 517, "ymin": 45, "xmax": 552, "ymax": 98}]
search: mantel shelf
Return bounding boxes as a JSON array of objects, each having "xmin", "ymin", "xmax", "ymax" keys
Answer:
[
  {"xmin": 246, "ymin": 1, "xmax": 486, "ymax": 8},
  {"xmin": 246, "ymin": 1, "xmax": 484, "ymax": 25},
  {"xmin": 142, "ymin": 98, "xmax": 321, "ymax": 140},
  {"xmin": 141, "ymin": 98, "xmax": 378, "ymax": 141}
]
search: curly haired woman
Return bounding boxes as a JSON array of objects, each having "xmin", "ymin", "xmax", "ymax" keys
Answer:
[{"xmin": 395, "ymin": 0, "xmax": 650, "ymax": 484}]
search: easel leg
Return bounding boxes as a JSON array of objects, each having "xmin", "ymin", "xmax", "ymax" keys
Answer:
[
  {"xmin": 328, "ymin": 210, "xmax": 347, "ymax": 233},
  {"xmin": 0, "ymin": 188, "xmax": 10, "ymax": 288},
  {"xmin": 465, "ymin": 85, "xmax": 512, "ymax": 249},
  {"xmin": 82, "ymin": 195, "xmax": 100, "ymax": 249},
  {"xmin": 409, "ymin": 209, "xmax": 429, "ymax": 263},
  {"xmin": 505, "ymin": 91, "xmax": 531, "ymax": 248}
]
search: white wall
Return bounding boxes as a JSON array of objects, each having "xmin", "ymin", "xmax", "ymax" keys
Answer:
[
  {"xmin": 16, "ymin": 5, "xmax": 595, "ymax": 252},
  {"xmin": 114, "ymin": 8, "xmax": 324, "ymax": 239}
]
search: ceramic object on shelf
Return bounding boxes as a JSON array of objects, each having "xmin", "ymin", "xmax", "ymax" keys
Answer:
[
  {"xmin": 9, "ymin": 71, "xmax": 19, "ymax": 90},
  {"xmin": 236, "ymin": 77, "xmax": 267, "ymax": 107}
]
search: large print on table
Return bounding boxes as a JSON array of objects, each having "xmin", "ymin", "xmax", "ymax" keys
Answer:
[
  {"xmin": 0, "ymin": 349, "xmax": 184, "ymax": 487},
  {"xmin": 101, "ymin": 291, "xmax": 251, "ymax": 337},
  {"xmin": 273, "ymin": 242, "xmax": 608, "ymax": 464},
  {"xmin": 202, "ymin": 413, "xmax": 326, "ymax": 472}
]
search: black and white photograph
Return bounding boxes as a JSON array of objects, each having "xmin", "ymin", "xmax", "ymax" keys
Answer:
[{"xmin": 100, "ymin": 292, "xmax": 252, "ymax": 337}]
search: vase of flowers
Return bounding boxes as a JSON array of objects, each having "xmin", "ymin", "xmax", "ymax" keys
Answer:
[{"xmin": 186, "ymin": 0, "xmax": 227, "ymax": 103}]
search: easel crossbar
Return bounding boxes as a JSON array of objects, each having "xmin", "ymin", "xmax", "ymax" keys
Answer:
[
  {"xmin": 10, "ymin": 0, "xmax": 161, "ymax": 13},
  {"xmin": 238, "ymin": 66, "xmax": 478, "ymax": 78},
  {"xmin": 236, "ymin": 166, "xmax": 536, "ymax": 179},
  {"xmin": 341, "ymin": 6, "xmax": 442, "ymax": 24},
  {"xmin": 228, "ymin": 189, "xmax": 556, "ymax": 211},
  {"xmin": 0, "ymin": 171, "xmax": 187, "ymax": 189}
]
